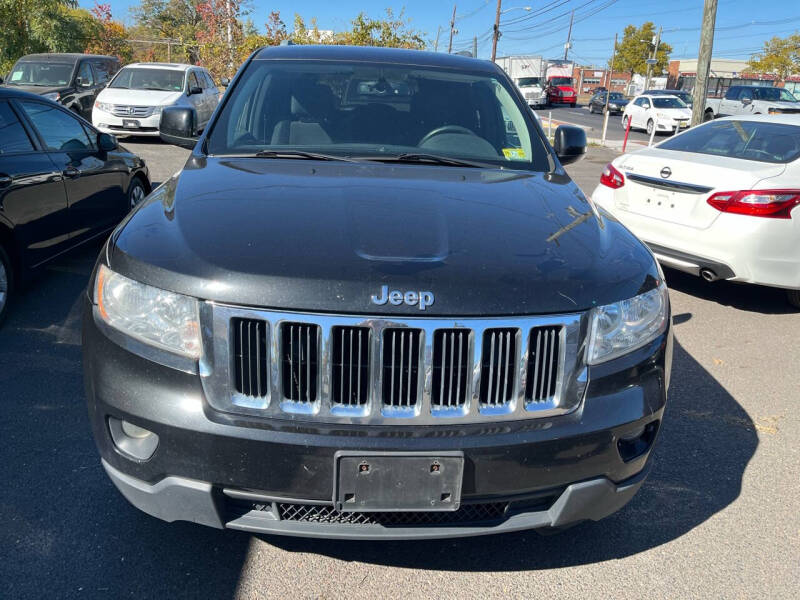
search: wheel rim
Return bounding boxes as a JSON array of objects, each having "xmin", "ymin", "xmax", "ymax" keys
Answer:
[
  {"xmin": 647, "ymin": 120, "xmax": 653, "ymax": 134},
  {"xmin": 130, "ymin": 184, "xmax": 145, "ymax": 208},
  {"xmin": 0, "ymin": 259, "xmax": 7, "ymax": 314}
]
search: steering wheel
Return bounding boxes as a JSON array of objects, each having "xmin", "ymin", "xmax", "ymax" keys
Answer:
[{"xmin": 419, "ymin": 125, "xmax": 477, "ymax": 146}]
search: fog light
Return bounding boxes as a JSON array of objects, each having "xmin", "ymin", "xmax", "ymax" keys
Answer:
[
  {"xmin": 617, "ymin": 420, "xmax": 659, "ymax": 463},
  {"xmin": 108, "ymin": 416, "xmax": 159, "ymax": 461}
]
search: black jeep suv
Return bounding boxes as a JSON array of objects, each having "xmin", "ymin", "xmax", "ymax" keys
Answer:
[{"xmin": 83, "ymin": 46, "xmax": 672, "ymax": 539}]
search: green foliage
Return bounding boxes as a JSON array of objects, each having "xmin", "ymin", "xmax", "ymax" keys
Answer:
[
  {"xmin": 747, "ymin": 33, "xmax": 800, "ymax": 82},
  {"xmin": 610, "ymin": 22, "xmax": 672, "ymax": 76},
  {"xmin": 0, "ymin": 0, "xmax": 97, "ymax": 73},
  {"xmin": 292, "ymin": 9, "xmax": 426, "ymax": 49}
]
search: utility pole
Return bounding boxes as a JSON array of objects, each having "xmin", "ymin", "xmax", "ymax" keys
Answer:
[
  {"xmin": 601, "ymin": 33, "xmax": 618, "ymax": 146},
  {"xmin": 473, "ymin": 36, "xmax": 478, "ymax": 59},
  {"xmin": 448, "ymin": 4, "xmax": 457, "ymax": 54},
  {"xmin": 563, "ymin": 10, "xmax": 574, "ymax": 60},
  {"xmin": 643, "ymin": 26, "xmax": 662, "ymax": 92},
  {"xmin": 491, "ymin": 0, "xmax": 502, "ymax": 62},
  {"xmin": 692, "ymin": 0, "xmax": 718, "ymax": 126},
  {"xmin": 434, "ymin": 26, "xmax": 442, "ymax": 52}
]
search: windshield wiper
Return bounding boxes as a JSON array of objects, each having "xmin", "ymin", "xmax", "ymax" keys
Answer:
[
  {"xmin": 373, "ymin": 153, "xmax": 491, "ymax": 168},
  {"xmin": 252, "ymin": 150, "xmax": 361, "ymax": 162}
]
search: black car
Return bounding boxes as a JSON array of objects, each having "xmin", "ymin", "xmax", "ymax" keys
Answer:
[
  {"xmin": 0, "ymin": 88, "xmax": 149, "ymax": 323},
  {"xmin": 643, "ymin": 89, "xmax": 693, "ymax": 107},
  {"xmin": 83, "ymin": 45, "xmax": 672, "ymax": 539},
  {"xmin": 588, "ymin": 91, "xmax": 629, "ymax": 114},
  {"xmin": 1, "ymin": 53, "xmax": 120, "ymax": 121}
]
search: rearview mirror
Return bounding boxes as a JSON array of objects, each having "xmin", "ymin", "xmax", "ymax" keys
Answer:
[
  {"xmin": 553, "ymin": 125, "xmax": 587, "ymax": 165},
  {"xmin": 97, "ymin": 132, "xmax": 118, "ymax": 152},
  {"xmin": 160, "ymin": 106, "xmax": 199, "ymax": 149}
]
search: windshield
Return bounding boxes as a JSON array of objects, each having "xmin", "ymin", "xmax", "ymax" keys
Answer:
[
  {"xmin": 674, "ymin": 92, "xmax": 692, "ymax": 103},
  {"xmin": 653, "ymin": 97, "xmax": 687, "ymax": 108},
  {"xmin": 6, "ymin": 62, "xmax": 73, "ymax": 86},
  {"xmin": 206, "ymin": 60, "xmax": 550, "ymax": 171},
  {"xmin": 109, "ymin": 68, "xmax": 185, "ymax": 91},
  {"xmin": 517, "ymin": 77, "xmax": 542, "ymax": 87},
  {"xmin": 754, "ymin": 87, "xmax": 798, "ymax": 102},
  {"xmin": 549, "ymin": 77, "xmax": 572, "ymax": 87},
  {"xmin": 608, "ymin": 92, "xmax": 624, "ymax": 100},
  {"xmin": 659, "ymin": 120, "xmax": 800, "ymax": 163}
]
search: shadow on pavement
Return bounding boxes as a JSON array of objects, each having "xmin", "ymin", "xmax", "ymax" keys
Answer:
[
  {"xmin": 664, "ymin": 267, "xmax": 795, "ymax": 315},
  {"xmin": 0, "ymin": 246, "xmax": 249, "ymax": 598},
  {"xmin": 265, "ymin": 338, "xmax": 758, "ymax": 570}
]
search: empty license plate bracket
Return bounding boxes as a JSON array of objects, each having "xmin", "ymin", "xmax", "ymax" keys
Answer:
[{"xmin": 334, "ymin": 451, "xmax": 464, "ymax": 512}]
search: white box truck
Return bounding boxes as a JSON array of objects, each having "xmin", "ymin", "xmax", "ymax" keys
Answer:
[{"xmin": 496, "ymin": 55, "xmax": 548, "ymax": 108}]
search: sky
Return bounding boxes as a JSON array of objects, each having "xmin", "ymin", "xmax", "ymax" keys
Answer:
[{"xmin": 79, "ymin": 0, "xmax": 800, "ymax": 67}]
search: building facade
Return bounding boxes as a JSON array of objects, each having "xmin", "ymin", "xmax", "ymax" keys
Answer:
[
  {"xmin": 667, "ymin": 58, "xmax": 800, "ymax": 98},
  {"xmin": 572, "ymin": 67, "xmax": 631, "ymax": 94}
]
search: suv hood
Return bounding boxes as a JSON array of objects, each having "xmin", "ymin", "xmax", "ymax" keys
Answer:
[
  {"xmin": 109, "ymin": 158, "xmax": 657, "ymax": 316},
  {"xmin": 97, "ymin": 88, "xmax": 183, "ymax": 106},
  {"xmin": 2, "ymin": 84, "xmax": 69, "ymax": 95}
]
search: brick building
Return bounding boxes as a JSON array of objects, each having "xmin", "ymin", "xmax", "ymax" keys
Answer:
[
  {"xmin": 572, "ymin": 66, "xmax": 631, "ymax": 94},
  {"xmin": 667, "ymin": 58, "xmax": 800, "ymax": 98}
]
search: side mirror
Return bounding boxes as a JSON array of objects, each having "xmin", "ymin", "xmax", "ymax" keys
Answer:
[
  {"xmin": 97, "ymin": 132, "xmax": 118, "ymax": 152},
  {"xmin": 219, "ymin": 77, "xmax": 230, "ymax": 87},
  {"xmin": 160, "ymin": 106, "xmax": 198, "ymax": 149},
  {"xmin": 553, "ymin": 125, "xmax": 587, "ymax": 166},
  {"xmin": 188, "ymin": 86, "xmax": 203, "ymax": 95},
  {"xmin": 741, "ymin": 97, "xmax": 752, "ymax": 105}
]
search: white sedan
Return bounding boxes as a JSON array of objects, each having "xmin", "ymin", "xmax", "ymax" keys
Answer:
[
  {"xmin": 622, "ymin": 94, "xmax": 693, "ymax": 136},
  {"xmin": 592, "ymin": 114, "xmax": 800, "ymax": 308}
]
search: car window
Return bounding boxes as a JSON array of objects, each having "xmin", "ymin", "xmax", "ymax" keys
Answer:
[
  {"xmin": 738, "ymin": 88, "xmax": 753, "ymax": 101},
  {"xmin": 653, "ymin": 97, "xmax": 686, "ymax": 108},
  {"xmin": 207, "ymin": 60, "xmax": 550, "ymax": 171},
  {"xmin": 724, "ymin": 87, "xmax": 740, "ymax": 100},
  {"xmin": 659, "ymin": 120, "xmax": 800, "ymax": 163},
  {"xmin": 77, "ymin": 61, "xmax": 94, "ymax": 87},
  {"xmin": 202, "ymin": 71, "xmax": 215, "ymax": 89},
  {"xmin": 188, "ymin": 72, "xmax": 200, "ymax": 90},
  {"xmin": 109, "ymin": 68, "xmax": 185, "ymax": 92},
  {"xmin": 0, "ymin": 101, "xmax": 35, "ymax": 154},
  {"xmin": 753, "ymin": 87, "xmax": 797, "ymax": 102},
  {"xmin": 92, "ymin": 60, "xmax": 112, "ymax": 84},
  {"xmin": 6, "ymin": 62, "xmax": 74, "ymax": 87},
  {"xmin": 18, "ymin": 101, "xmax": 93, "ymax": 152}
]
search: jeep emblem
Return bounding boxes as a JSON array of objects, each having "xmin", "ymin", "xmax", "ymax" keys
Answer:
[{"xmin": 371, "ymin": 285, "xmax": 434, "ymax": 310}]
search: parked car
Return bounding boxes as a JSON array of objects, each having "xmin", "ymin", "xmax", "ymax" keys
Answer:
[
  {"xmin": 92, "ymin": 63, "xmax": 219, "ymax": 137},
  {"xmin": 704, "ymin": 85, "xmax": 800, "ymax": 121},
  {"xmin": 588, "ymin": 91, "xmax": 628, "ymax": 114},
  {"xmin": 0, "ymin": 88, "xmax": 150, "ymax": 324},
  {"xmin": 0, "ymin": 53, "xmax": 120, "ymax": 121},
  {"xmin": 643, "ymin": 88, "xmax": 693, "ymax": 109},
  {"xmin": 622, "ymin": 94, "xmax": 692, "ymax": 135},
  {"xmin": 592, "ymin": 114, "xmax": 800, "ymax": 308},
  {"xmin": 83, "ymin": 45, "xmax": 672, "ymax": 539}
]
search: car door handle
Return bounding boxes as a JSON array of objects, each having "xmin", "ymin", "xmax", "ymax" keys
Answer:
[{"xmin": 63, "ymin": 167, "xmax": 80, "ymax": 179}]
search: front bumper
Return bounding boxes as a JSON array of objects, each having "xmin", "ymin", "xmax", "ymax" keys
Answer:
[
  {"xmin": 83, "ymin": 297, "xmax": 672, "ymax": 539},
  {"xmin": 93, "ymin": 110, "xmax": 161, "ymax": 137}
]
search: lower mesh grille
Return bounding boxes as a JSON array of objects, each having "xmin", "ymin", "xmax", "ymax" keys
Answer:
[{"xmin": 277, "ymin": 502, "xmax": 508, "ymax": 526}]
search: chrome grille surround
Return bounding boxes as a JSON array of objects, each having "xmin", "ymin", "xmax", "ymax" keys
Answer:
[
  {"xmin": 110, "ymin": 105, "xmax": 155, "ymax": 118},
  {"xmin": 199, "ymin": 302, "xmax": 587, "ymax": 425}
]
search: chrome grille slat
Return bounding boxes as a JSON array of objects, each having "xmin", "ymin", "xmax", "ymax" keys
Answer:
[
  {"xmin": 526, "ymin": 326, "xmax": 563, "ymax": 403},
  {"xmin": 110, "ymin": 105, "xmax": 155, "ymax": 118},
  {"xmin": 201, "ymin": 306, "xmax": 584, "ymax": 425}
]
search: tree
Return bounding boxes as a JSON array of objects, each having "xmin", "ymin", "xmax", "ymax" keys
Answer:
[
  {"xmin": 339, "ymin": 9, "xmax": 426, "ymax": 49},
  {"xmin": 610, "ymin": 22, "xmax": 672, "ymax": 77},
  {"xmin": 130, "ymin": 0, "xmax": 205, "ymax": 63},
  {"xmin": 748, "ymin": 34, "xmax": 800, "ymax": 83},
  {"xmin": 0, "ymin": 0, "xmax": 96, "ymax": 73},
  {"xmin": 85, "ymin": 3, "xmax": 133, "ymax": 63}
]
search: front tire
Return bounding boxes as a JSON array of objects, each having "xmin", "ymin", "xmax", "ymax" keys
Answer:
[
  {"xmin": 646, "ymin": 119, "xmax": 655, "ymax": 135},
  {"xmin": 128, "ymin": 176, "xmax": 147, "ymax": 210},
  {"xmin": 787, "ymin": 289, "xmax": 800, "ymax": 309},
  {"xmin": 0, "ymin": 245, "xmax": 12, "ymax": 327},
  {"xmin": 622, "ymin": 115, "xmax": 631, "ymax": 129},
  {"xmin": 703, "ymin": 110, "xmax": 714, "ymax": 122}
]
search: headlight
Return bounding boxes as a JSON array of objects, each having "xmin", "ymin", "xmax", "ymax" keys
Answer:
[
  {"xmin": 152, "ymin": 105, "xmax": 163, "ymax": 115},
  {"xmin": 609, "ymin": 103, "xmax": 618, "ymax": 109},
  {"xmin": 586, "ymin": 281, "xmax": 669, "ymax": 364},
  {"xmin": 94, "ymin": 101, "xmax": 114, "ymax": 113},
  {"xmin": 94, "ymin": 265, "xmax": 201, "ymax": 358},
  {"xmin": 42, "ymin": 92, "xmax": 60, "ymax": 101},
  {"xmin": 656, "ymin": 112, "xmax": 668, "ymax": 118}
]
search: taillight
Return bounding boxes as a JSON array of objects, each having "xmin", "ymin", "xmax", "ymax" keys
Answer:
[
  {"xmin": 706, "ymin": 189, "xmax": 800, "ymax": 219},
  {"xmin": 600, "ymin": 163, "xmax": 625, "ymax": 189}
]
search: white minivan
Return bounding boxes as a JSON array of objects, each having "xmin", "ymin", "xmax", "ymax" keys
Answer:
[{"xmin": 92, "ymin": 62, "xmax": 219, "ymax": 137}]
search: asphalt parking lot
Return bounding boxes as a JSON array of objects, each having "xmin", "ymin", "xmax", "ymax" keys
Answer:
[
  {"xmin": 540, "ymin": 103, "xmax": 665, "ymax": 145},
  {"xmin": 1, "ymin": 138, "xmax": 798, "ymax": 599}
]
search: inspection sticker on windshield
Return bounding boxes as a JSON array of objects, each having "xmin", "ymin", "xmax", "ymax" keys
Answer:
[{"xmin": 502, "ymin": 148, "xmax": 526, "ymax": 160}]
